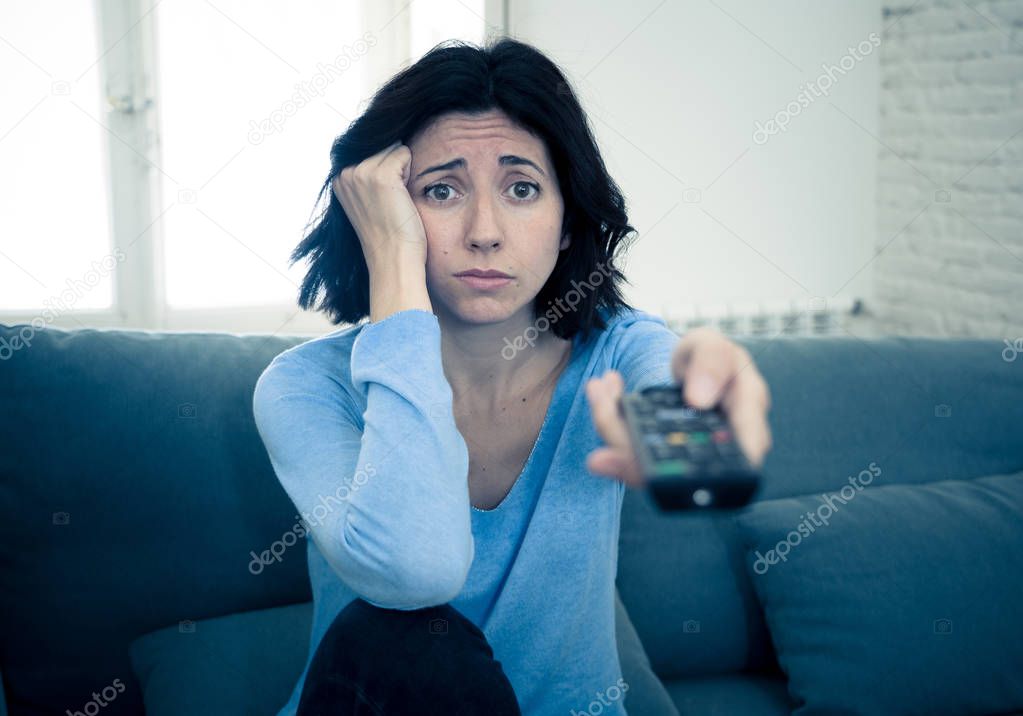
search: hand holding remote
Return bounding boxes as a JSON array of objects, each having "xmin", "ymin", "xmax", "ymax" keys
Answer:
[
  {"xmin": 584, "ymin": 327, "xmax": 773, "ymax": 505},
  {"xmin": 619, "ymin": 383, "xmax": 761, "ymax": 510}
]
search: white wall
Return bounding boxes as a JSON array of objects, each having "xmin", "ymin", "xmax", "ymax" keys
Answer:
[
  {"xmin": 874, "ymin": 0, "xmax": 1023, "ymax": 338},
  {"xmin": 509, "ymin": 1, "xmax": 882, "ymax": 332}
]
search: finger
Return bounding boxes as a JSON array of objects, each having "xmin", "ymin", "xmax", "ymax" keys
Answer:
[
  {"xmin": 376, "ymin": 140, "xmax": 402, "ymax": 164},
  {"xmin": 586, "ymin": 447, "xmax": 644, "ymax": 488},
  {"xmin": 671, "ymin": 328, "xmax": 742, "ymax": 408},
  {"xmin": 380, "ymin": 141, "xmax": 408, "ymax": 172},
  {"xmin": 585, "ymin": 371, "xmax": 631, "ymax": 451},
  {"xmin": 585, "ymin": 371, "xmax": 645, "ymax": 487},
  {"xmin": 382, "ymin": 143, "xmax": 414, "ymax": 187},
  {"xmin": 720, "ymin": 369, "xmax": 773, "ymax": 469}
]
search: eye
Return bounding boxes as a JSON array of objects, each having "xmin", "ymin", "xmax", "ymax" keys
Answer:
[
  {"xmin": 421, "ymin": 181, "xmax": 541, "ymax": 203},
  {"xmin": 508, "ymin": 181, "xmax": 540, "ymax": 201},
  {"xmin": 423, "ymin": 182, "xmax": 458, "ymax": 202}
]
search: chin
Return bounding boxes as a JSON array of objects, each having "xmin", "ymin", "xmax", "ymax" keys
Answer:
[
  {"xmin": 427, "ymin": 276, "xmax": 537, "ymax": 325},
  {"xmin": 449, "ymin": 300, "xmax": 519, "ymax": 325},
  {"xmin": 436, "ymin": 290, "xmax": 531, "ymax": 327}
]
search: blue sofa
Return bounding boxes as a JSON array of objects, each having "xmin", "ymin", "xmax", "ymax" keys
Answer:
[{"xmin": 1, "ymin": 321, "xmax": 1021, "ymax": 715}]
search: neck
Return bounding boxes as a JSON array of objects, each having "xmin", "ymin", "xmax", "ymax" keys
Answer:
[{"xmin": 437, "ymin": 305, "xmax": 572, "ymax": 406}]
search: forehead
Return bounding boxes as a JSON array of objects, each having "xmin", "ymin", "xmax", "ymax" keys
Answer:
[{"xmin": 409, "ymin": 110, "xmax": 548, "ymax": 165}]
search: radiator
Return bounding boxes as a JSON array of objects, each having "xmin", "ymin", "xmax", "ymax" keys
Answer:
[{"xmin": 661, "ymin": 297, "xmax": 864, "ymax": 337}]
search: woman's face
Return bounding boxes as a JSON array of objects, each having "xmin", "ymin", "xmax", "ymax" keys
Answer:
[{"xmin": 406, "ymin": 109, "xmax": 570, "ymax": 328}]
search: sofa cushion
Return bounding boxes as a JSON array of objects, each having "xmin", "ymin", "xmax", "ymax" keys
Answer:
[
  {"xmin": 130, "ymin": 602, "xmax": 311, "ymax": 715},
  {"xmin": 734, "ymin": 471, "xmax": 1023, "ymax": 716},
  {"xmin": 662, "ymin": 674, "xmax": 792, "ymax": 715},
  {"xmin": 618, "ymin": 491, "xmax": 777, "ymax": 679},
  {"xmin": 129, "ymin": 591, "xmax": 678, "ymax": 715},
  {"xmin": 614, "ymin": 591, "xmax": 682, "ymax": 716}
]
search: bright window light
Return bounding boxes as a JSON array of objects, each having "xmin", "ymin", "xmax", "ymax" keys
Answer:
[
  {"xmin": 0, "ymin": 1, "xmax": 113, "ymax": 312},
  {"xmin": 155, "ymin": 0, "xmax": 368, "ymax": 309}
]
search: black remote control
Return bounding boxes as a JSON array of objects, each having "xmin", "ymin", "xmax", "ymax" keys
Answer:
[{"xmin": 618, "ymin": 383, "xmax": 761, "ymax": 510}]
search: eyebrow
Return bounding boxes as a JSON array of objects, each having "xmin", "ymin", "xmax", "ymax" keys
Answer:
[{"xmin": 414, "ymin": 155, "xmax": 547, "ymax": 180}]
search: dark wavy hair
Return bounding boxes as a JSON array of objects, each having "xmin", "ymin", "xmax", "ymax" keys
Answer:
[{"xmin": 290, "ymin": 36, "xmax": 638, "ymax": 342}]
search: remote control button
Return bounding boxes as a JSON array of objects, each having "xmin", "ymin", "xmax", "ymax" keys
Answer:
[
  {"xmin": 692, "ymin": 488, "xmax": 713, "ymax": 506},
  {"xmin": 685, "ymin": 444, "xmax": 712, "ymax": 462},
  {"xmin": 702, "ymin": 411, "xmax": 724, "ymax": 425},
  {"xmin": 653, "ymin": 459, "xmax": 687, "ymax": 476},
  {"xmin": 665, "ymin": 431, "xmax": 688, "ymax": 446},
  {"xmin": 649, "ymin": 390, "xmax": 672, "ymax": 405},
  {"xmin": 717, "ymin": 440, "xmax": 739, "ymax": 454},
  {"xmin": 712, "ymin": 429, "xmax": 731, "ymax": 443},
  {"xmin": 653, "ymin": 445, "xmax": 676, "ymax": 460}
]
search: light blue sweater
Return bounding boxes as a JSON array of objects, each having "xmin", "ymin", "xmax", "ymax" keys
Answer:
[{"xmin": 252, "ymin": 305, "xmax": 679, "ymax": 715}]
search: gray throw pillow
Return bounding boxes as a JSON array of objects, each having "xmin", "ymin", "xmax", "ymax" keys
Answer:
[{"xmin": 734, "ymin": 471, "xmax": 1023, "ymax": 716}]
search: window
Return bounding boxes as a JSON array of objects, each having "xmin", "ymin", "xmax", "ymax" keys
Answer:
[
  {"xmin": 0, "ymin": 1, "xmax": 114, "ymax": 313},
  {"xmin": 156, "ymin": 0, "xmax": 367, "ymax": 311},
  {"xmin": 0, "ymin": 0, "xmax": 499, "ymax": 334}
]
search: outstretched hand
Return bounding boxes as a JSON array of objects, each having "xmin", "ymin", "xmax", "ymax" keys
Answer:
[{"xmin": 584, "ymin": 327, "xmax": 772, "ymax": 488}]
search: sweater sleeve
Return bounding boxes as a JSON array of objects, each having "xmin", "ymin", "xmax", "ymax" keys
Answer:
[
  {"xmin": 609, "ymin": 310, "xmax": 681, "ymax": 393},
  {"xmin": 252, "ymin": 308, "xmax": 473, "ymax": 610}
]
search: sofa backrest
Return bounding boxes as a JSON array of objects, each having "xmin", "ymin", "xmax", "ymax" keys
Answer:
[{"xmin": 2, "ymin": 324, "xmax": 1021, "ymax": 714}]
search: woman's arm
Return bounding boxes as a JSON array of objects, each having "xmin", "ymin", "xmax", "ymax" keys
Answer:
[
  {"xmin": 604, "ymin": 310, "xmax": 680, "ymax": 394},
  {"xmin": 252, "ymin": 309, "xmax": 472, "ymax": 610}
]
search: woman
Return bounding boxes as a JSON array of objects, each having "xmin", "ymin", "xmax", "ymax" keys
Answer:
[{"xmin": 253, "ymin": 37, "xmax": 772, "ymax": 716}]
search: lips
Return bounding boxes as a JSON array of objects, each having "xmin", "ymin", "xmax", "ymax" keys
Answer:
[
  {"xmin": 455, "ymin": 269, "xmax": 513, "ymax": 278},
  {"xmin": 455, "ymin": 272, "xmax": 513, "ymax": 290}
]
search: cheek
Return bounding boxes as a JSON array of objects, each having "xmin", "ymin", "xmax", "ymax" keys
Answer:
[
  {"xmin": 543, "ymin": 221, "xmax": 564, "ymax": 257},
  {"xmin": 420, "ymin": 210, "xmax": 460, "ymax": 244},
  {"xmin": 421, "ymin": 221, "xmax": 461, "ymax": 277},
  {"xmin": 420, "ymin": 216, "xmax": 449, "ymax": 254}
]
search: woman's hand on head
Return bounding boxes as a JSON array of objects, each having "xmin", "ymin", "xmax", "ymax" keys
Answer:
[
  {"xmin": 332, "ymin": 141, "xmax": 428, "ymax": 272},
  {"xmin": 584, "ymin": 328, "xmax": 773, "ymax": 488}
]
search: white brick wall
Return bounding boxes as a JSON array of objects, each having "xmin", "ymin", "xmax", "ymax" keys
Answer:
[{"xmin": 873, "ymin": 0, "xmax": 1023, "ymax": 338}]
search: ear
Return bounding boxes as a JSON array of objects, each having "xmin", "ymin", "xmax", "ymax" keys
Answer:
[{"xmin": 559, "ymin": 232, "xmax": 571, "ymax": 251}]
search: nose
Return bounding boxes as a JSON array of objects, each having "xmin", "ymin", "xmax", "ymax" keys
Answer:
[
  {"xmin": 468, "ymin": 237, "xmax": 501, "ymax": 251},
  {"xmin": 464, "ymin": 191, "xmax": 502, "ymax": 252}
]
